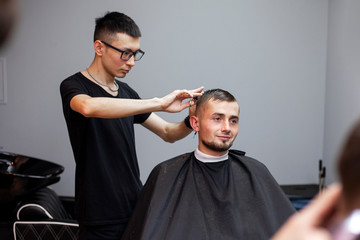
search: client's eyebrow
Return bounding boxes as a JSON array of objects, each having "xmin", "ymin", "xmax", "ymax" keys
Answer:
[
  {"xmin": 212, "ymin": 113, "xmax": 224, "ymax": 117},
  {"xmin": 212, "ymin": 113, "xmax": 238, "ymax": 119},
  {"xmin": 212, "ymin": 112, "xmax": 239, "ymax": 118}
]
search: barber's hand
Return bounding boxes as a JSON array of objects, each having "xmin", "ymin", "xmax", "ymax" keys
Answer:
[
  {"xmin": 271, "ymin": 183, "xmax": 342, "ymax": 240},
  {"xmin": 160, "ymin": 87, "xmax": 204, "ymax": 113}
]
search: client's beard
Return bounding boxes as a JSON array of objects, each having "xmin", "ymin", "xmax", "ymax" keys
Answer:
[{"xmin": 201, "ymin": 139, "xmax": 233, "ymax": 153}]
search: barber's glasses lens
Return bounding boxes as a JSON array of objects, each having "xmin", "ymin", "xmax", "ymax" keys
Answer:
[
  {"xmin": 134, "ymin": 51, "xmax": 144, "ymax": 61},
  {"xmin": 122, "ymin": 51, "xmax": 133, "ymax": 60},
  {"xmin": 121, "ymin": 50, "xmax": 144, "ymax": 61}
]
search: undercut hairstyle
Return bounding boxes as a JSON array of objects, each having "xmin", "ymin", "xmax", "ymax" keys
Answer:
[
  {"xmin": 195, "ymin": 88, "xmax": 237, "ymax": 115},
  {"xmin": 337, "ymin": 119, "xmax": 360, "ymax": 201},
  {"xmin": 94, "ymin": 11, "xmax": 141, "ymax": 43}
]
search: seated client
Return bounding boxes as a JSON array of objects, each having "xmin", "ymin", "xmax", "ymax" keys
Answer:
[{"xmin": 122, "ymin": 89, "xmax": 295, "ymax": 240}]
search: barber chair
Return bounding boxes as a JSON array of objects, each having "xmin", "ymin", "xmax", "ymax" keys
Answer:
[{"xmin": 0, "ymin": 151, "xmax": 79, "ymax": 240}]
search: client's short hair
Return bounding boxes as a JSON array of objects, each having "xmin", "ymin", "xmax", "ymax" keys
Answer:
[{"xmin": 195, "ymin": 89, "xmax": 237, "ymax": 115}]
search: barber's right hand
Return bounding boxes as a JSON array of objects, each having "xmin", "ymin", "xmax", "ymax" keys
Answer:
[{"xmin": 160, "ymin": 87, "xmax": 204, "ymax": 113}]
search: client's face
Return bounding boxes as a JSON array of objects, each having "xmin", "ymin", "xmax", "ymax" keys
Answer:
[{"xmin": 197, "ymin": 100, "xmax": 239, "ymax": 156}]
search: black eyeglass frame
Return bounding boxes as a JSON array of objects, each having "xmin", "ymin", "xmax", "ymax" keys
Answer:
[{"xmin": 101, "ymin": 41, "xmax": 145, "ymax": 61}]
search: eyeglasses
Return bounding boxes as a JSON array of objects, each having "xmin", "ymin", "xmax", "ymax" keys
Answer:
[{"xmin": 101, "ymin": 41, "xmax": 145, "ymax": 61}]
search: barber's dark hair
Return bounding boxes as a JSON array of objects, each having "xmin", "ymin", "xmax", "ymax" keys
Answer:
[
  {"xmin": 94, "ymin": 11, "xmax": 141, "ymax": 42},
  {"xmin": 195, "ymin": 89, "xmax": 237, "ymax": 114},
  {"xmin": 337, "ymin": 119, "xmax": 360, "ymax": 200}
]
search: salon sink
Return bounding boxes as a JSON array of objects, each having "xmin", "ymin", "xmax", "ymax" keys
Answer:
[{"xmin": 0, "ymin": 151, "xmax": 64, "ymax": 204}]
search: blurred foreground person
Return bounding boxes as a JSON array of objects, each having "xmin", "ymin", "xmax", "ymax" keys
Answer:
[
  {"xmin": 0, "ymin": 0, "xmax": 17, "ymax": 47},
  {"xmin": 330, "ymin": 119, "xmax": 360, "ymax": 240},
  {"xmin": 273, "ymin": 119, "xmax": 360, "ymax": 240},
  {"xmin": 271, "ymin": 184, "xmax": 342, "ymax": 240}
]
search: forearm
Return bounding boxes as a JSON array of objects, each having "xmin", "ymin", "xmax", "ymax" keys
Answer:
[
  {"xmin": 71, "ymin": 95, "xmax": 162, "ymax": 118},
  {"xmin": 162, "ymin": 121, "xmax": 193, "ymax": 143},
  {"xmin": 71, "ymin": 87, "xmax": 203, "ymax": 119},
  {"xmin": 142, "ymin": 113, "xmax": 193, "ymax": 143}
]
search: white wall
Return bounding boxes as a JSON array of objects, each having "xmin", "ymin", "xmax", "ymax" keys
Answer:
[
  {"xmin": 0, "ymin": 0, "xmax": 328, "ymax": 196},
  {"xmin": 323, "ymin": 0, "xmax": 360, "ymax": 184}
]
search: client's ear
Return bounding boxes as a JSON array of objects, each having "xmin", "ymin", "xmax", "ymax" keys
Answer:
[{"xmin": 190, "ymin": 116, "xmax": 199, "ymax": 132}]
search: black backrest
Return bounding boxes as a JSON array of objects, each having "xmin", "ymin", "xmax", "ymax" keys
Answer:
[{"xmin": 16, "ymin": 187, "xmax": 72, "ymax": 221}]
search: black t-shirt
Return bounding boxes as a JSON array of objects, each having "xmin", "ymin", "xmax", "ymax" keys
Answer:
[{"xmin": 60, "ymin": 72, "xmax": 151, "ymax": 225}]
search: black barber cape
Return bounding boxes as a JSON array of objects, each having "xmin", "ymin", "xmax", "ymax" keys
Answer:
[{"xmin": 122, "ymin": 150, "xmax": 295, "ymax": 240}]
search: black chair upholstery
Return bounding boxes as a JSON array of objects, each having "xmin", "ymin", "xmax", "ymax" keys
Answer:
[
  {"xmin": 13, "ymin": 187, "xmax": 79, "ymax": 240},
  {"xmin": 14, "ymin": 221, "xmax": 79, "ymax": 240}
]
